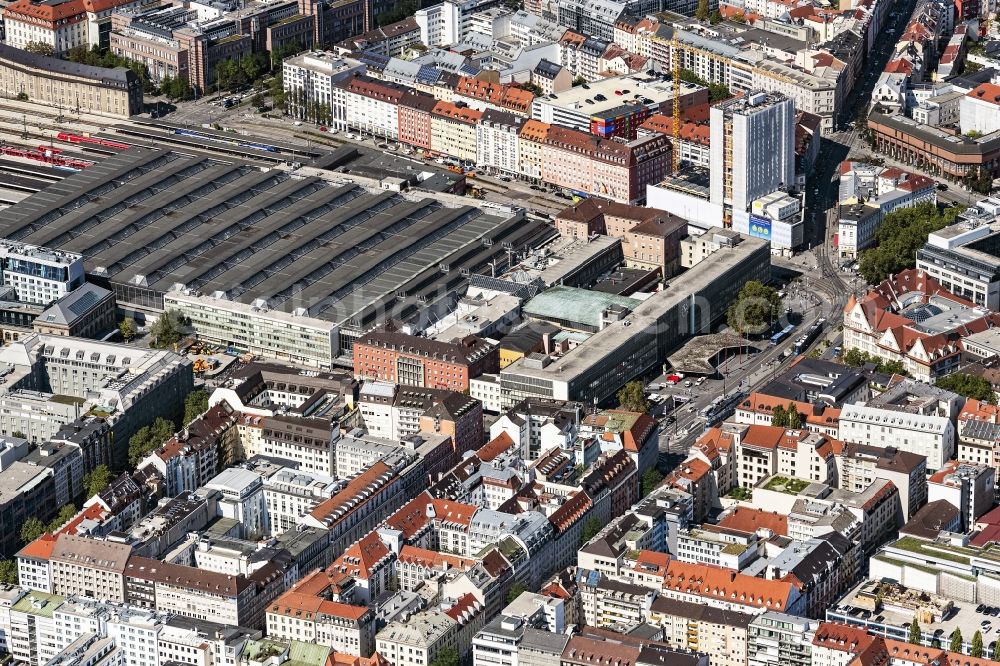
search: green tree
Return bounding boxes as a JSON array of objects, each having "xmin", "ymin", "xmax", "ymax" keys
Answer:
[
  {"xmin": 642, "ymin": 468, "xmax": 664, "ymax": 496},
  {"xmin": 429, "ymin": 647, "xmax": 459, "ymax": 666},
  {"xmin": 950, "ymin": 628, "xmax": 963, "ymax": 654},
  {"xmin": 376, "ymin": 0, "xmax": 417, "ymax": 26},
  {"xmin": 20, "ymin": 517, "xmax": 46, "ymax": 545},
  {"xmin": 971, "ymin": 630, "xmax": 983, "ymax": 658},
  {"xmin": 48, "ymin": 504, "xmax": 78, "ymax": 532},
  {"xmin": 678, "ymin": 69, "xmax": 731, "ymax": 101},
  {"xmin": 128, "ymin": 417, "xmax": 176, "ymax": 466},
  {"xmin": 709, "ymin": 9, "xmax": 723, "ymax": 23},
  {"xmin": 84, "ymin": 465, "xmax": 112, "ymax": 498},
  {"xmin": 963, "ymin": 167, "xmax": 994, "ymax": 194},
  {"xmin": 786, "ymin": 403, "xmax": 802, "ymax": 429},
  {"xmin": 617, "ymin": 381, "xmax": 650, "ymax": 413},
  {"xmin": 270, "ymin": 42, "xmax": 304, "ymax": 71},
  {"xmin": 251, "ymin": 92, "xmax": 265, "ymax": 109},
  {"xmin": 935, "ymin": 373, "xmax": 997, "ymax": 404},
  {"xmin": 580, "ymin": 517, "xmax": 602, "ymax": 545},
  {"xmin": 858, "ymin": 203, "xmax": 964, "ymax": 284},
  {"xmin": 23, "ymin": 42, "xmax": 54, "ymax": 56},
  {"xmin": 149, "ymin": 310, "xmax": 184, "ymax": 349},
  {"xmin": 992, "ymin": 637, "xmax": 1000, "ymax": 661},
  {"xmin": 16, "ymin": 92, "xmax": 28, "ymax": 101},
  {"xmin": 184, "ymin": 389, "xmax": 210, "ymax": 425},
  {"xmin": 908, "ymin": 617, "xmax": 921, "ymax": 645},
  {"xmin": 507, "ymin": 582, "xmax": 527, "ymax": 604},
  {"xmin": 695, "ymin": 0, "xmax": 709, "ymax": 20},
  {"xmin": 214, "ymin": 59, "xmax": 244, "ymax": 91},
  {"xmin": 118, "ymin": 317, "xmax": 137, "ymax": 342},
  {"xmin": 727, "ymin": 280, "xmax": 781, "ymax": 335},
  {"xmin": 572, "ymin": 76, "xmax": 588, "ymax": 86},
  {"xmin": 771, "ymin": 404, "xmax": 788, "ymax": 427},
  {"xmin": 171, "ymin": 74, "xmax": 192, "ymax": 100},
  {"xmin": 241, "ymin": 55, "xmax": 262, "ymax": 83},
  {"xmin": 270, "ymin": 73, "xmax": 286, "ymax": 111},
  {"xmin": 0, "ymin": 559, "xmax": 17, "ymax": 585},
  {"xmin": 841, "ymin": 349, "xmax": 911, "ymax": 376},
  {"xmin": 881, "ymin": 360, "xmax": 909, "ymax": 377}
]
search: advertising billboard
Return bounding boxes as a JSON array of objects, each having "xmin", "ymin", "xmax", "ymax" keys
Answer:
[{"xmin": 748, "ymin": 214, "xmax": 772, "ymax": 241}]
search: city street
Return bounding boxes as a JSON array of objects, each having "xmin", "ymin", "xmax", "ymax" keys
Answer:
[{"xmin": 654, "ymin": 0, "xmax": 946, "ymax": 466}]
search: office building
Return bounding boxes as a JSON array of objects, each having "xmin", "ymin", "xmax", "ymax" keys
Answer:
[
  {"xmin": 710, "ymin": 92, "xmax": 795, "ymax": 216},
  {"xmin": 49, "ymin": 535, "xmax": 131, "ymax": 603},
  {"xmin": 353, "ymin": 329, "xmax": 498, "ymax": 392},
  {"xmin": 837, "ymin": 163, "xmax": 936, "ymax": 259},
  {"xmin": 204, "ymin": 467, "xmax": 267, "ymax": 539},
  {"xmin": 0, "ymin": 241, "xmax": 84, "ymax": 306},
  {"xmin": 414, "ymin": 0, "xmax": 503, "ymax": 47},
  {"xmin": 927, "ymin": 459, "xmax": 995, "ymax": 531},
  {"xmin": 916, "ymin": 200, "xmax": 1000, "ymax": 311},
  {"xmin": 746, "ymin": 612, "xmax": 817, "ymax": 666},
  {"xmin": 529, "ymin": 72, "xmax": 708, "ymax": 139},
  {"xmin": 836, "ymin": 443, "xmax": 927, "ymax": 520},
  {"xmin": 283, "ymin": 52, "xmax": 366, "ymax": 124}
]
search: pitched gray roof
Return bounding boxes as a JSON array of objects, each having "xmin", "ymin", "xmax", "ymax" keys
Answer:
[{"xmin": 37, "ymin": 283, "xmax": 111, "ymax": 326}]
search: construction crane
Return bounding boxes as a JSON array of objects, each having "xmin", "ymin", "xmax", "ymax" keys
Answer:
[{"xmin": 672, "ymin": 36, "xmax": 682, "ymax": 173}]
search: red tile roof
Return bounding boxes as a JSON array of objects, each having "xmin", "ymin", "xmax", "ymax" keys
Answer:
[
  {"xmin": 16, "ymin": 533, "xmax": 56, "ymax": 561},
  {"xmin": 331, "ymin": 532, "xmax": 391, "ymax": 580},
  {"xmin": 308, "ymin": 462, "xmax": 395, "ymax": 525},
  {"xmin": 397, "ymin": 545, "xmax": 475, "ymax": 570},
  {"xmin": 967, "ymin": 82, "xmax": 1000, "ymax": 107},
  {"xmin": 717, "ymin": 507, "xmax": 788, "ymax": 536},
  {"xmin": 268, "ymin": 591, "xmax": 371, "ymax": 621},
  {"xmin": 383, "ymin": 492, "xmax": 433, "ymax": 539},
  {"xmin": 477, "ymin": 432, "xmax": 515, "ymax": 462},
  {"xmin": 429, "ymin": 498, "xmax": 478, "ymax": 527},
  {"xmin": 431, "ymin": 101, "xmax": 483, "ymax": 124},
  {"xmin": 653, "ymin": 558, "xmax": 798, "ymax": 611}
]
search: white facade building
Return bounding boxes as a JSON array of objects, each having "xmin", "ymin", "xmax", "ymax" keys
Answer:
[
  {"xmin": 960, "ymin": 85, "xmax": 1000, "ymax": 137},
  {"xmin": 204, "ymin": 467, "xmax": 267, "ymax": 539},
  {"xmin": 477, "ymin": 110, "xmax": 523, "ymax": 176},
  {"xmin": 262, "ymin": 467, "xmax": 340, "ymax": 534},
  {"xmin": 415, "ymin": 0, "xmax": 502, "ymax": 47},
  {"xmin": 0, "ymin": 241, "xmax": 84, "ymax": 305},
  {"xmin": 839, "ymin": 404, "xmax": 955, "ymax": 470},
  {"xmin": 282, "ymin": 52, "xmax": 366, "ymax": 127},
  {"xmin": 710, "ymin": 92, "xmax": 795, "ymax": 215}
]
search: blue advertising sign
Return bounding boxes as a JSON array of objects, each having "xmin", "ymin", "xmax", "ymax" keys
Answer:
[{"xmin": 748, "ymin": 215, "xmax": 772, "ymax": 240}]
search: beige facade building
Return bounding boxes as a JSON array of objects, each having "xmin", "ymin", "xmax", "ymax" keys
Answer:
[
  {"xmin": 49, "ymin": 534, "xmax": 131, "ymax": 603},
  {"xmin": 430, "ymin": 101, "xmax": 481, "ymax": 163},
  {"xmin": 649, "ymin": 597, "xmax": 753, "ymax": 666},
  {"xmin": 517, "ymin": 119, "xmax": 550, "ymax": 183},
  {"xmin": 0, "ymin": 43, "xmax": 142, "ymax": 117}
]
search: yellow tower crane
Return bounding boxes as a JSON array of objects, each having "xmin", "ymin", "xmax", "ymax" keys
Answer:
[{"xmin": 672, "ymin": 36, "xmax": 681, "ymax": 173}]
